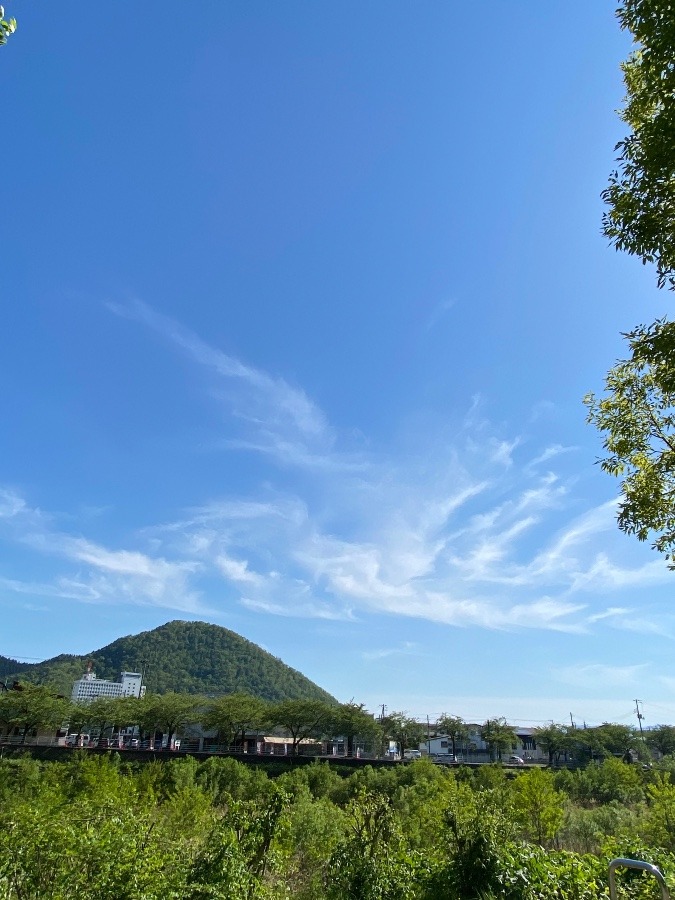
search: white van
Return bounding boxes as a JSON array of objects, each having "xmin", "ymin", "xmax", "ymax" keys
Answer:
[{"xmin": 403, "ymin": 749, "xmax": 422, "ymax": 760}]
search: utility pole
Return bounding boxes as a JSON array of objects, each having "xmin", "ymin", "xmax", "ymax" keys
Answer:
[
  {"xmin": 484, "ymin": 718, "xmax": 493, "ymax": 761},
  {"xmin": 634, "ymin": 699, "xmax": 645, "ymax": 735}
]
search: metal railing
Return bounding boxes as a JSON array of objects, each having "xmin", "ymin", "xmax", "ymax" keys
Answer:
[
  {"xmin": 609, "ymin": 858, "xmax": 670, "ymax": 900},
  {"xmin": 0, "ymin": 735, "xmax": 62, "ymax": 747}
]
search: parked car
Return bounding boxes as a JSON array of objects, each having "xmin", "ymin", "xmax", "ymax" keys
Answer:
[
  {"xmin": 509, "ymin": 755, "xmax": 525, "ymax": 765},
  {"xmin": 403, "ymin": 749, "xmax": 422, "ymax": 760}
]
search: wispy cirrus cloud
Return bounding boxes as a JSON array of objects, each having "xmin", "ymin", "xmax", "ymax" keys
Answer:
[
  {"xmin": 423, "ymin": 298, "xmax": 455, "ymax": 332},
  {"xmin": 553, "ymin": 662, "xmax": 649, "ymax": 688},
  {"xmin": 586, "ymin": 606, "xmax": 633, "ymax": 624},
  {"xmin": 108, "ymin": 300, "xmax": 327, "ymax": 439},
  {"xmin": 362, "ymin": 641, "xmax": 421, "ymax": 661},
  {"xmin": 452, "ymin": 501, "xmax": 627, "ymax": 591},
  {"xmin": 240, "ymin": 596, "xmax": 354, "ymax": 621},
  {"xmin": 107, "ymin": 300, "xmax": 364, "ymax": 472},
  {"xmin": 215, "ymin": 554, "xmax": 264, "ymax": 586},
  {"xmin": 143, "ymin": 481, "xmax": 614, "ymax": 632},
  {"xmin": 528, "ymin": 444, "xmax": 577, "ymax": 467},
  {"xmin": 1, "ymin": 305, "xmax": 672, "ymax": 635},
  {"xmin": 0, "ymin": 488, "xmax": 204, "ymax": 613}
]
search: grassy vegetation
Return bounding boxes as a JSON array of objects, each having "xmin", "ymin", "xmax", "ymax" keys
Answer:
[{"xmin": 3, "ymin": 752, "xmax": 675, "ymax": 899}]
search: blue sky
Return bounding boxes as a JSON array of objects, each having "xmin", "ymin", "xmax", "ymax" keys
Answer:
[{"xmin": 2, "ymin": 2, "xmax": 674, "ymax": 727}]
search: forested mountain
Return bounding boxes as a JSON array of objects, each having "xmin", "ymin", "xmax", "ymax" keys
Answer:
[
  {"xmin": 0, "ymin": 655, "xmax": 29, "ymax": 684},
  {"xmin": 1, "ymin": 620, "xmax": 336, "ymax": 702}
]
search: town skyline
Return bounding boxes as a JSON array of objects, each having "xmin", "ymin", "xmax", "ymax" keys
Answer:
[{"xmin": 0, "ymin": 620, "xmax": 664, "ymax": 728}]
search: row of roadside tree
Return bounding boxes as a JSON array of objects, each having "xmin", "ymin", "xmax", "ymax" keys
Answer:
[{"xmin": 3, "ymin": 682, "xmax": 675, "ymax": 764}]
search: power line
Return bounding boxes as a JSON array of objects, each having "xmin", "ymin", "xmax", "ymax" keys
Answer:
[
  {"xmin": 642, "ymin": 700, "xmax": 675, "ymax": 717},
  {"xmin": 419, "ymin": 709, "xmax": 652, "ymax": 729},
  {"xmin": 0, "ymin": 654, "xmax": 43, "ymax": 661},
  {"xmin": 614, "ymin": 709, "xmax": 640, "ymax": 722}
]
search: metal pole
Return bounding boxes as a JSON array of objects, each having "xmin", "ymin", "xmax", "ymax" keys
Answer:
[{"xmin": 609, "ymin": 858, "xmax": 669, "ymax": 900}]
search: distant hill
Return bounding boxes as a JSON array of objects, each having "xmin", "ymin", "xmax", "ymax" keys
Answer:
[
  {"xmin": 1, "ymin": 620, "xmax": 336, "ymax": 703},
  {"xmin": 0, "ymin": 655, "xmax": 29, "ymax": 685}
]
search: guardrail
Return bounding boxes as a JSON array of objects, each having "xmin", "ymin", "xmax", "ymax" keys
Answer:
[{"xmin": 0, "ymin": 736, "xmax": 61, "ymax": 747}]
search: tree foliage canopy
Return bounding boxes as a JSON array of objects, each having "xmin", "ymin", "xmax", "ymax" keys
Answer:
[
  {"xmin": 202, "ymin": 693, "xmax": 269, "ymax": 747},
  {"xmin": 0, "ymin": 6, "xmax": 16, "ymax": 46},
  {"xmin": 648, "ymin": 724, "xmax": 675, "ymax": 756},
  {"xmin": 381, "ymin": 712, "xmax": 426, "ymax": 758},
  {"xmin": 533, "ymin": 724, "xmax": 572, "ymax": 764},
  {"xmin": 512, "ymin": 768, "xmax": 565, "ymax": 845},
  {"xmin": 141, "ymin": 692, "xmax": 205, "ymax": 744},
  {"xmin": 603, "ymin": 0, "xmax": 675, "ymax": 288},
  {"xmin": 585, "ymin": 319, "xmax": 675, "ymax": 564},
  {"xmin": 266, "ymin": 699, "xmax": 336, "ymax": 754},
  {"xmin": 480, "ymin": 718, "xmax": 516, "ymax": 761},
  {"xmin": 0, "ymin": 683, "xmax": 69, "ymax": 742},
  {"xmin": 437, "ymin": 714, "xmax": 469, "ymax": 758},
  {"xmin": 589, "ymin": 2, "xmax": 675, "ymax": 559}
]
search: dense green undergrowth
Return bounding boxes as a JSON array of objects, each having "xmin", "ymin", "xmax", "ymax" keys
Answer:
[{"xmin": 3, "ymin": 754, "xmax": 675, "ymax": 899}]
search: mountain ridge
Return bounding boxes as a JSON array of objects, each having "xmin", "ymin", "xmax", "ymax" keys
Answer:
[{"xmin": 1, "ymin": 620, "xmax": 336, "ymax": 703}]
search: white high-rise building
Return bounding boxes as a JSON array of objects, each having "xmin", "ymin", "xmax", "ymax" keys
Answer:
[{"xmin": 71, "ymin": 669, "xmax": 146, "ymax": 703}]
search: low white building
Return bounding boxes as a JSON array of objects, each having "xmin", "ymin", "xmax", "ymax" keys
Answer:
[
  {"xmin": 71, "ymin": 669, "xmax": 145, "ymax": 703},
  {"xmin": 419, "ymin": 724, "xmax": 547, "ymax": 762}
]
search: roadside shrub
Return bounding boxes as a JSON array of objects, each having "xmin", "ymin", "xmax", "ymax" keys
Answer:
[{"xmin": 196, "ymin": 755, "xmax": 273, "ymax": 804}]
